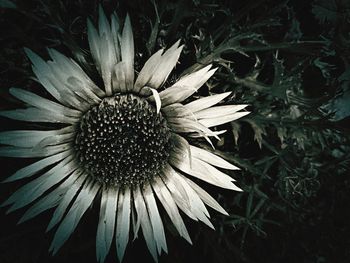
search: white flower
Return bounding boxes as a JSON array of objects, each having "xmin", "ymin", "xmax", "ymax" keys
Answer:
[{"xmin": 0, "ymin": 7, "xmax": 250, "ymax": 263}]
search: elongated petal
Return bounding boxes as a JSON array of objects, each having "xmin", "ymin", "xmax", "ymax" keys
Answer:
[
  {"xmin": 120, "ymin": 14, "xmax": 134, "ymax": 92},
  {"xmin": 47, "ymin": 49, "xmax": 104, "ymax": 99},
  {"xmin": 47, "ymin": 173, "xmax": 86, "ymax": 231},
  {"xmin": 97, "ymin": 187, "xmax": 118, "ymax": 263},
  {"xmin": 195, "ymin": 105, "xmax": 248, "ymax": 119},
  {"xmin": 2, "ymin": 150, "xmax": 70, "ymax": 183},
  {"xmin": 18, "ymin": 170, "xmax": 81, "ymax": 223},
  {"xmin": 199, "ymin": 111, "xmax": 250, "ymax": 128},
  {"xmin": 190, "ymin": 145, "xmax": 239, "ymax": 170},
  {"xmin": 167, "ymin": 117, "xmax": 218, "ymax": 139},
  {"xmin": 10, "ymin": 88, "xmax": 82, "ymax": 117},
  {"xmin": 184, "ymin": 92, "xmax": 232, "ymax": 113},
  {"xmin": 158, "ymin": 66, "xmax": 216, "ymax": 107},
  {"xmin": 0, "ymin": 108, "xmax": 78, "ymax": 124},
  {"xmin": 149, "ymin": 88, "xmax": 161, "ymax": 114},
  {"xmin": 49, "ymin": 181, "xmax": 100, "ymax": 255},
  {"xmin": 169, "ymin": 143, "xmax": 240, "ymax": 190},
  {"xmin": 133, "ymin": 185, "xmax": 158, "ymax": 261},
  {"xmin": 148, "ymin": 42, "xmax": 183, "ymax": 89},
  {"xmin": 143, "ymin": 184, "xmax": 167, "ymax": 254},
  {"xmin": 4, "ymin": 156, "xmax": 77, "ymax": 212},
  {"xmin": 162, "ymin": 103, "xmax": 196, "ymax": 119},
  {"xmin": 0, "ymin": 143, "xmax": 71, "ymax": 158},
  {"xmin": 87, "ymin": 18, "xmax": 101, "ymax": 71},
  {"xmin": 116, "ymin": 188, "xmax": 131, "ymax": 261},
  {"xmin": 0, "ymin": 126, "xmax": 74, "ymax": 148},
  {"xmin": 152, "ymin": 177, "xmax": 192, "ymax": 244},
  {"xmin": 184, "ymin": 178, "xmax": 228, "ymax": 215},
  {"xmin": 161, "ymin": 164, "xmax": 194, "ymax": 219},
  {"xmin": 134, "ymin": 49, "xmax": 163, "ymax": 92},
  {"xmin": 172, "ymin": 173, "xmax": 214, "ymax": 229},
  {"xmin": 112, "ymin": 62, "xmax": 126, "ymax": 93}
]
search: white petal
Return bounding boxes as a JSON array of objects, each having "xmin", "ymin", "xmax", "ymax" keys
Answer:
[
  {"xmin": 0, "ymin": 126, "xmax": 74, "ymax": 148},
  {"xmin": 0, "ymin": 108, "xmax": 78, "ymax": 124},
  {"xmin": 87, "ymin": 18, "xmax": 101, "ymax": 71},
  {"xmin": 148, "ymin": 42, "xmax": 183, "ymax": 89},
  {"xmin": 18, "ymin": 170, "xmax": 81, "ymax": 223},
  {"xmin": 184, "ymin": 92, "xmax": 232, "ymax": 113},
  {"xmin": 152, "ymin": 177, "xmax": 192, "ymax": 244},
  {"xmin": 0, "ymin": 143, "xmax": 71, "ymax": 158},
  {"xmin": 190, "ymin": 145, "xmax": 239, "ymax": 170},
  {"xmin": 134, "ymin": 49, "xmax": 164, "ymax": 92},
  {"xmin": 195, "ymin": 105, "xmax": 249, "ymax": 119},
  {"xmin": 158, "ymin": 65, "xmax": 216, "ymax": 107},
  {"xmin": 49, "ymin": 180, "xmax": 99, "ymax": 255},
  {"xmin": 149, "ymin": 88, "xmax": 161, "ymax": 114},
  {"xmin": 120, "ymin": 14, "xmax": 134, "ymax": 92},
  {"xmin": 116, "ymin": 188, "xmax": 131, "ymax": 262},
  {"xmin": 111, "ymin": 13, "xmax": 121, "ymax": 61},
  {"xmin": 133, "ymin": 185, "xmax": 158, "ymax": 261},
  {"xmin": 161, "ymin": 164, "xmax": 194, "ymax": 220},
  {"xmin": 112, "ymin": 61, "xmax": 126, "ymax": 93},
  {"xmin": 10, "ymin": 88, "xmax": 82, "ymax": 117},
  {"xmin": 2, "ymin": 150, "xmax": 70, "ymax": 183},
  {"xmin": 4, "ymin": 156, "xmax": 77, "ymax": 212},
  {"xmin": 161, "ymin": 103, "xmax": 196, "ymax": 119},
  {"xmin": 199, "ymin": 111, "xmax": 251, "ymax": 128},
  {"xmin": 96, "ymin": 187, "xmax": 118, "ymax": 263},
  {"xmin": 47, "ymin": 172, "xmax": 86, "ymax": 231},
  {"xmin": 184, "ymin": 178, "xmax": 228, "ymax": 215},
  {"xmin": 167, "ymin": 117, "xmax": 219, "ymax": 139},
  {"xmin": 47, "ymin": 49, "xmax": 104, "ymax": 100},
  {"xmin": 142, "ymin": 184, "xmax": 167, "ymax": 254},
  {"xmin": 169, "ymin": 144, "xmax": 240, "ymax": 190},
  {"xmin": 172, "ymin": 173, "xmax": 214, "ymax": 229}
]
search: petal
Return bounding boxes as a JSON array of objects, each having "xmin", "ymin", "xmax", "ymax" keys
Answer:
[
  {"xmin": 0, "ymin": 143, "xmax": 71, "ymax": 158},
  {"xmin": 157, "ymin": 65, "xmax": 216, "ymax": 107},
  {"xmin": 49, "ymin": 180, "xmax": 100, "ymax": 255},
  {"xmin": 47, "ymin": 173, "xmax": 86, "ymax": 231},
  {"xmin": 87, "ymin": 18, "xmax": 101, "ymax": 71},
  {"xmin": 142, "ymin": 184, "xmax": 167, "ymax": 254},
  {"xmin": 18, "ymin": 170, "xmax": 81, "ymax": 223},
  {"xmin": 116, "ymin": 188, "xmax": 131, "ymax": 262},
  {"xmin": 152, "ymin": 177, "xmax": 192, "ymax": 244},
  {"xmin": 120, "ymin": 14, "xmax": 134, "ymax": 92},
  {"xmin": 189, "ymin": 145, "xmax": 239, "ymax": 170},
  {"xmin": 184, "ymin": 178, "xmax": 228, "ymax": 216},
  {"xmin": 0, "ymin": 126, "xmax": 74, "ymax": 148},
  {"xmin": 0, "ymin": 108, "xmax": 78, "ymax": 124},
  {"xmin": 194, "ymin": 105, "xmax": 249, "ymax": 119},
  {"xmin": 2, "ymin": 150, "xmax": 70, "ymax": 183},
  {"xmin": 148, "ymin": 41, "xmax": 183, "ymax": 89},
  {"xmin": 134, "ymin": 49, "xmax": 164, "ymax": 92},
  {"xmin": 184, "ymin": 92, "xmax": 232, "ymax": 113},
  {"xmin": 199, "ymin": 111, "xmax": 250, "ymax": 127},
  {"xmin": 3, "ymin": 156, "xmax": 77, "ymax": 212},
  {"xmin": 133, "ymin": 185, "xmax": 158, "ymax": 261},
  {"xmin": 10, "ymin": 87, "xmax": 82, "ymax": 117},
  {"xmin": 97, "ymin": 187, "xmax": 118, "ymax": 263},
  {"xmin": 171, "ymin": 172, "xmax": 214, "ymax": 229}
]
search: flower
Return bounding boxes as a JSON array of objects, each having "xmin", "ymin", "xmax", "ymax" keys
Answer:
[{"xmin": 0, "ymin": 7, "xmax": 250, "ymax": 263}]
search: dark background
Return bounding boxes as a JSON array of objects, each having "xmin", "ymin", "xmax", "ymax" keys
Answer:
[{"xmin": 1, "ymin": 0, "xmax": 350, "ymax": 262}]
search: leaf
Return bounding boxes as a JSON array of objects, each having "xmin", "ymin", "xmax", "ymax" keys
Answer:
[
  {"xmin": 0, "ymin": 0, "xmax": 16, "ymax": 8},
  {"xmin": 311, "ymin": 0, "xmax": 338, "ymax": 24}
]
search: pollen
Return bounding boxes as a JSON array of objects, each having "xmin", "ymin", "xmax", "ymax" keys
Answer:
[{"xmin": 74, "ymin": 94, "xmax": 172, "ymax": 188}]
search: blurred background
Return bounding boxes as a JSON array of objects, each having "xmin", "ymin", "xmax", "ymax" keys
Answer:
[{"xmin": 0, "ymin": 0, "xmax": 350, "ymax": 262}]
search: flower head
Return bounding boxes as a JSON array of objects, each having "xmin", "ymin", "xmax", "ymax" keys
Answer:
[{"xmin": 0, "ymin": 7, "xmax": 250, "ymax": 262}]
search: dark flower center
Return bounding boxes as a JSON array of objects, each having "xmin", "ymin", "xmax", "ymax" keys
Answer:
[{"xmin": 74, "ymin": 94, "xmax": 172, "ymax": 188}]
